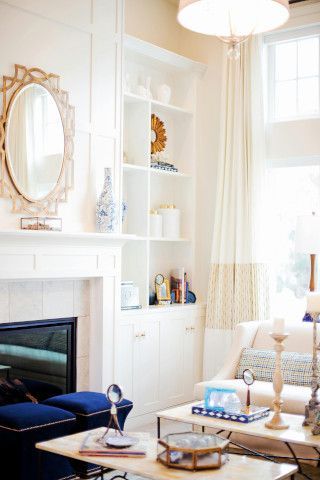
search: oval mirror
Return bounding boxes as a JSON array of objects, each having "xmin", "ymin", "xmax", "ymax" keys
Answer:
[
  {"xmin": 243, "ymin": 369, "xmax": 255, "ymax": 386},
  {"xmin": 6, "ymin": 83, "xmax": 65, "ymax": 202},
  {"xmin": 106, "ymin": 384, "xmax": 123, "ymax": 404}
]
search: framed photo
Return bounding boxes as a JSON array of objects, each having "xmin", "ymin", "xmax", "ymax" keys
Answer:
[{"xmin": 155, "ymin": 276, "xmax": 171, "ymax": 303}]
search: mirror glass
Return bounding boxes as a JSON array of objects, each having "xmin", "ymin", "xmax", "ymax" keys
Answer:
[
  {"xmin": 151, "ymin": 129, "xmax": 157, "ymax": 143},
  {"xmin": 6, "ymin": 83, "xmax": 64, "ymax": 201},
  {"xmin": 243, "ymin": 369, "xmax": 255, "ymax": 386},
  {"xmin": 106, "ymin": 384, "xmax": 123, "ymax": 404}
]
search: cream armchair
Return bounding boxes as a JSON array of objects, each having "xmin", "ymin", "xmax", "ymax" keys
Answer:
[{"xmin": 194, "ymin": 320, "xmax": 316, "ymax": 415}]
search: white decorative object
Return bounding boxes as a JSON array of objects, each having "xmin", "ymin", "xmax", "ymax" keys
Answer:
[
  {"xmin": 157, "ymin": 84, "xmax": 171, "ymax": 104},
  {"xmin": 272, "ymin": 318, "xmax": 285, "ymax": 335},
  {"xmin": 136, "ymin": 84, "xmax": 147, "ymax": 98},
  {"xmin": 149, "ymin": 210, "xmax": 163, "ymax": 238},
  {"xmin": 96, "ymin": 168, "xmax": 117, "ymax": 233},
  {"xmin": 177, "ymin": 0, "xmax": 290, "ymax": 59},
  {"xmin": 145, "ymin": 76, "xmax": 153, "ymax": 99},
  {"xmin": 158, "ymin": 205, "xmax": 180, "ymax": 239},
  {"xmin": 121, "ymin": 281, "xmax": 140, "ymax": 309}
]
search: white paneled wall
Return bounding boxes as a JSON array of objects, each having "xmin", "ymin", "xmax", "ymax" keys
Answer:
[
  {"xmin": 0, "ymin": 0, "xmax": 123, "ymax": 231},
  {"xmin": 0, "ymin": 279, "xmax": 91, "ymax": 390}
]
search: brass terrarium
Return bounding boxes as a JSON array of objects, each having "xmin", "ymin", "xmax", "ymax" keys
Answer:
[{"xmin": 157, "ymin": 432, "xmax": 229, "ymax": 471}]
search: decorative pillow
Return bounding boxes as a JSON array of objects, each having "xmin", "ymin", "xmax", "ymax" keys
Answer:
[
  {"xmin": 0, "ymin": 378, "xmax": 38, "ymax": 405},
  {"xmin": 235, "ymin": 348, "xmax": 316, "ymax": 387}
]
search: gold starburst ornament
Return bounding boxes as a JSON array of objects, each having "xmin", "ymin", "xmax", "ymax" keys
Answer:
[{"xmin": 151, "ymin": 114, "xmax": 167, "ymax": 154}]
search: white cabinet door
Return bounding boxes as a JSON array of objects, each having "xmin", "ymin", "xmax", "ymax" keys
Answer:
[
  {"xmin": 183, "ymin": 316, "xmax": 205, "ymax": 401},
  {"xmin": 160, "ymin": 318, "xmax": 185, "ymax": 406},
  {"xmin": 133, "ymin": 321, "xmax": 161, "ymax": 415},
  {"xmin": 115, "ymin": 323, "xmax": 135, "ymax": 401}
]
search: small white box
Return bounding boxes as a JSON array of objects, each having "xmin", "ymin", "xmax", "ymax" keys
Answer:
[{"xmin": 121, "ymin": 281, "xmax": 140, "ymax": 309}]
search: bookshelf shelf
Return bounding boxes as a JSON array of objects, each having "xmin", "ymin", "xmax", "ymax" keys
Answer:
[{"xmin": 121, "ymin": 35, "xmax": 205, "ymax": 308}]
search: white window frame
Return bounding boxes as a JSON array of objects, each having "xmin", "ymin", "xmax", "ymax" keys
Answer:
[{"xmin": 265, "ymin": 24, "xmax": 320, "ymax": 123}]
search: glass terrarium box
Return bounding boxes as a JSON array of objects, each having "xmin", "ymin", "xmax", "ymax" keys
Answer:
[
  {"xmin": 21, "ymin": 217, "xmax": 62, "ymax": 231},
  {"xmin": 157, "ymin": 432, "xmax": 229, "ymax": 471}
]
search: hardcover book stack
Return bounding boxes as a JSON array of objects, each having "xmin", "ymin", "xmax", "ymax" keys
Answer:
[
  {"xmin": 170, "ymin": 268, "xmax": 189, "ymax": 303},
  {"xmin": 79, "ymin": 431, "xmax": 149, "ymax": 458}
]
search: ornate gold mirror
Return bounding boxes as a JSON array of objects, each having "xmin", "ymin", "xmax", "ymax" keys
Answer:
[
  {"xmin": 151, "ymin": 114, "xmax": 167, "ymax": 154},
  {"xmin": 0, "ymin": 64, "xmax": 74, "ymax": 214}
]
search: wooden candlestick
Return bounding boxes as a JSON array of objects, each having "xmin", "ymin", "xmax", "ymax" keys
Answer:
[{"xmin": 265, "ymin": 333, "xmax": 289, "ymax": 431}]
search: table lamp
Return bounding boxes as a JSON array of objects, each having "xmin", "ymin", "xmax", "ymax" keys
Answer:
[{"xmin": 295, "ymin": 213, "xmax": 320, "ymax": 293}]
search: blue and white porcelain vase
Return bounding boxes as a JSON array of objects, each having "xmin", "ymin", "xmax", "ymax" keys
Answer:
[{"xmin": 96, "ymin": 168, "xmax": 117, "ymax": 233}]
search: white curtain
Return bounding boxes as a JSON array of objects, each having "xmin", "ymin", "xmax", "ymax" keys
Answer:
[{"xmin": 204, "ymin": 36, "xmax": 270, "ymax": 380}]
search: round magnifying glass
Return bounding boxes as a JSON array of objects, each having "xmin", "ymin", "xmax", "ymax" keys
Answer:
[
  {"xmin": 243, "ymin": 369, "xmax": 255, "ymax": 414},
  {"xmin": 243, "ymin": 369, "xmax": 255, "ymax": 386}
]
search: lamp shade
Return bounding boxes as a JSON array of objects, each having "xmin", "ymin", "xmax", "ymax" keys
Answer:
[
  {"xmin": 177, "ymin": 0, "xmax": 290, "ymax": 37},
  {"xmin": 295, "ymin": 214, "xmax": 320, "ymax": 255}
]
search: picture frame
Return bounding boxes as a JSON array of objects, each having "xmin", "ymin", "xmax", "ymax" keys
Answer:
[{"xmin": 155, "ymin": 278, "xmax": 171, "ymax": 303}]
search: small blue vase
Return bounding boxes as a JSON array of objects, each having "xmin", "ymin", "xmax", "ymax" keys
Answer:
[{"xmin": 96, "ymin": 168, "xmax": 117, "ymax": 233}]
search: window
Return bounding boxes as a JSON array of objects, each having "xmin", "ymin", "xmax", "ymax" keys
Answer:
[
  {"xmin": 267, "ymin": 35, "xmax": 320, "ymax": 121},
  {"xmin": 265, "ymin": 27, "xmax": 320, "ymax": 320},
  {"xmin": 268, "ymin": 165, "xmax": 320, "ymax": 320}
]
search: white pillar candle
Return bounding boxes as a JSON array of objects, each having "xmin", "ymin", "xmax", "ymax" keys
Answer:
[
  {"xmin": 306, "ymin": 292, "xmax": 320, "ymax": 313},
  {"xmin": 273, "ymin": 318, "xmax": 285, "ymax": 335}
]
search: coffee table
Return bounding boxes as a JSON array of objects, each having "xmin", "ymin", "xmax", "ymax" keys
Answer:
[
  {"xmin": 36, "ymin": 427, "xmax": 297, "ymax": 480},
  {"xmin": 157, "ymin": 402, "xmax": 320, "ymax": 479}
]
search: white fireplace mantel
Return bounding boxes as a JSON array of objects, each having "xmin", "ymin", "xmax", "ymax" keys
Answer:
[
  {"xmin": 0, "ymin": 230, "xmax": 135, "ymax": 280},
  {"xmin": 0, "ymin": 230, "xmax": 135, "ymax": 393}
]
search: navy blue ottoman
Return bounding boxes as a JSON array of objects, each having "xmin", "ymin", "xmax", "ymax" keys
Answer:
[
  {"xmin": 0, "ymin": 402, "xmax": 76, "ymax": 480},
  {"xmin": 44, "ymin": 391, "xmax": 133, "ymax": 477}
]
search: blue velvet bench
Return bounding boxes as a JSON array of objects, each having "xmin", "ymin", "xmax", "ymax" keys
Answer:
[
  {"xmin": 0, "ymin": 391, "xmax": 133, "ymax": 480},
  {"xmin": 44, "ymin": 392, "xmax": 134, "ymax": 478},
  {"xmin": 0, "ymin": 402, "xmax": 76, "ymax": 480}
]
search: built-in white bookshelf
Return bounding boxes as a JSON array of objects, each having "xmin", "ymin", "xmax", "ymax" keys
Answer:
[{"xmin": 121, "ymin": 35, "xmax": 206, "ymax": 309}]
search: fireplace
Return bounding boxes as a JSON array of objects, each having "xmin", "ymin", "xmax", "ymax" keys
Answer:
[{"xmin": 0, "ymin": 318, "xmax": 77, "ymax": 399}]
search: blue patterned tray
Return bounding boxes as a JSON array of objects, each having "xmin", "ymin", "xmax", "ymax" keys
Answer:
[{"xmin": 192, "ymin": 403, "xmax": 270, "ymax": 423}]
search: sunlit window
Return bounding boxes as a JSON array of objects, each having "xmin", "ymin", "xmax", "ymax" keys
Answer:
[
  {"xmin": 268, "ymin": 36, "xmax": 320, "ymax": 120},
  {"xmin": 268, "ymin": 166, "xmax": 320, "ymax": 320}
]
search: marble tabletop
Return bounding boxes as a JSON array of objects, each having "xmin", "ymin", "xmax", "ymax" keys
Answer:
[
  {"xmin": 157, "ymin": 402, "xmax": 320, "ymax": 448},
  {"xmin": 36, "ymin": 427, "xmax": 297, "ymax": 480}
]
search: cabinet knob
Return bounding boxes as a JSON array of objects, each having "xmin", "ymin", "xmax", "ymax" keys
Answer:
[{"xmin": 141, "ymin": 332, "xmax": 146, "ymax": 338}]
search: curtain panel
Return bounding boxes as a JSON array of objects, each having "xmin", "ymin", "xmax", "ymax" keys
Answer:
[{"xmin": 204, "ymin": 37, "xmax": 270, "ymax": 376}]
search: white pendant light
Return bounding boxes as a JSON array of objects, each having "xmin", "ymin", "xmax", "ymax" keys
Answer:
[{"xmin": 178, "ymin": 0, "xmax": 290, "ymax": 58}]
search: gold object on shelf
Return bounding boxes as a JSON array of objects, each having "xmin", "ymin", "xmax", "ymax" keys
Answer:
[{"xmin": 151, "ymin": 114, "xmax": 167, "ymax": 154}]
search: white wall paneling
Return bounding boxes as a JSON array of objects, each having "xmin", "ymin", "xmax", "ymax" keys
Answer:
[{"xmin": 0, "ymin": 0, "xmax": 123, "ymax": 232}]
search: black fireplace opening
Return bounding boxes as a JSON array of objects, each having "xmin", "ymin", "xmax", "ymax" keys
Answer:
[{"xmin": 0, "ymin": 318, "xmax": 77, "ymax": 400}]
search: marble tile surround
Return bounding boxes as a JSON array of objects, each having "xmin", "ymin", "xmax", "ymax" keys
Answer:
[{"xmin": 0, "ymin": 279, "xmax": 90, "ymax": 390}]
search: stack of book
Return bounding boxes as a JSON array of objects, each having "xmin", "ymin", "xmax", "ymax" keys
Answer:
[
  {"xmin": 171, "ymin": 268, "xmax": 188, "ymax": 303},
  {"xmin": 150, "ymin": 160, "xmax": 178, "ymax": 172},
  {"xmin": 79, "ymin": 431, "xmax": 149, "ymax": 458}
]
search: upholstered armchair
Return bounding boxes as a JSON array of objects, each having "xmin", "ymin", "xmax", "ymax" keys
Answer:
[{"xmin": 194, "ymin": 320, "xmax": 316, "ymax": 415}]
